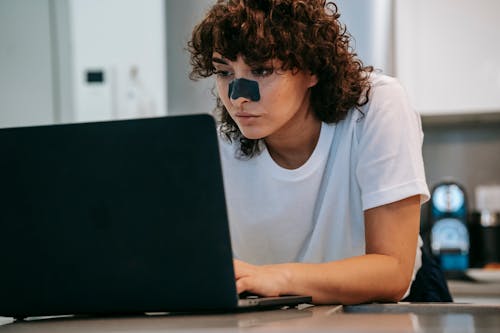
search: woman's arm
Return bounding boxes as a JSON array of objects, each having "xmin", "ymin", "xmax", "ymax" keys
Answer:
[{"xmin": 234, "ymin": 195, "xmax": 421, "ymax": 304}]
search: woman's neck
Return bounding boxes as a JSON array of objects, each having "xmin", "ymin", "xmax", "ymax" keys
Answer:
[{"xmin": 264, "ymin": 112, "xmax": 322, "ymax": 170}]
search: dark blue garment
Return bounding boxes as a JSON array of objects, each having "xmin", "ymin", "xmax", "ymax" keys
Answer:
[{"xmin": 403, "ymin": 248, "xmax": 453, "ymax": 302}]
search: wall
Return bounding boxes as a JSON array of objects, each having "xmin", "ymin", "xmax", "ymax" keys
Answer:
[
  {"xmin": 394, "ymin": 0, "xmax": 500, "ymax": 115},
  {"xmin": 0, "ymin": 0, "xmax": 55, "ymax": 128},
  {"xmin": 336, "ymin": 0, "xmax": 393, "ymax": 74},
  {"xmin": 166, "ymin": 0, "xmax": 215, "ymax": 115}
]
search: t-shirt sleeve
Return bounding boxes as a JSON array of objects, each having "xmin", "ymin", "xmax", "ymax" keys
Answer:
[{"xmin": 355, "ymin": 77, "xmax": 430, "ymax": 210}]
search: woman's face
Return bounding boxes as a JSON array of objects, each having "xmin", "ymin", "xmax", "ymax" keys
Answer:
[{"xmin": 212, "ymin": 53, "xmax": 318, "ymax": 140}]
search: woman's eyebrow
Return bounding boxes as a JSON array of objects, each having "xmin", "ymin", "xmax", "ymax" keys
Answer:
[{"xmin": 212, "ymin": 57, "xmax": 229, "ymax": 65}]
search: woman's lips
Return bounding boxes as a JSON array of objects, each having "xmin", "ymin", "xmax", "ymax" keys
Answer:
[
  {"xmin": 235, "ymin": 111, "xmax": 260, "ymax": 118},
  {"xmin": 234, "ymin": 111, "xmax": 261, "ymax": 125}
]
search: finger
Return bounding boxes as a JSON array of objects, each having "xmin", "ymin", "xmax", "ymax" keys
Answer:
[
  {"xmin": 233, "ymin": 259, "xmax": 253, "ymax": 278},
  {"xmin": 236, "ymin": 276, "xmax": 250, "ymax": 294},
  {"xmin": 233, "ymin": 259, "xmax": 243, "ymax": 278}
]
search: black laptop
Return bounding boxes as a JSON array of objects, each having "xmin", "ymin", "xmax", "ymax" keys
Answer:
[{"xmin": 0, "ymin": 114, "xmax": 311, "ymax": 319}]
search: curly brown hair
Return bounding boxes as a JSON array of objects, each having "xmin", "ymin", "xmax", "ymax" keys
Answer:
[{"xmin": 188, "ymin": 0, "xmax": 372, "ymax": 157}]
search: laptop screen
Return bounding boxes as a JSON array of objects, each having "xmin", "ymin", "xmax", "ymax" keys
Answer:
[{"xmin": 0, "ymin": 115, "xmax": 239, "ymax": 317}]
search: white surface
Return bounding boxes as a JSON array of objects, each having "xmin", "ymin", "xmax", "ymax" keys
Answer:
[
  {"xmin": 467, "ymin": 269, "xmax": 500, "ymax": 283},
  {"xmin": 395, "ymin": 0, "xmax": 500, "ymax": 115},
  {"xmin": 336, "ymin": 0, "xmax": 393, "ymax": 74},
  {"xmin": 70, "ymin": 0, "xmax": 167, "ymax": 122},
  {"xmin": 0, "ymin": 0, "xmax": 55, "ymax": 128},
  {"xmin": 165, "ymin": 0, "xmax": 215, "ymax": 115}
]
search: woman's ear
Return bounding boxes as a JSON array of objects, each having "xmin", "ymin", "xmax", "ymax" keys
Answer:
[{"xmin": 308, "ymin": 73, "xmax": 319, "ymax": 88}]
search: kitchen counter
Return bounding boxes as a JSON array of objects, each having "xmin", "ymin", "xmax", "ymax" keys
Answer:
[{"xmin": 1, "ymin": 303, "xmax": 500, "ymax": 333}]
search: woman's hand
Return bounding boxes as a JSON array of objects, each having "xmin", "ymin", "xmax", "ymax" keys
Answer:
[{"xmin": 233, "ymin": 259, "xmax": 292, "ymax": 297}]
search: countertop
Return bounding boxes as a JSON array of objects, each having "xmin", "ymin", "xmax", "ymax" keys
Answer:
[{"xmin": 1, "ymin": 303, "xmax": 500, "ymax": 333}]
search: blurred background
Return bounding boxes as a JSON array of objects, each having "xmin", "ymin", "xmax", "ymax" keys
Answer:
[{"xmin": 1, "ymin": 0, "xmax": 500, "ymax": 235}]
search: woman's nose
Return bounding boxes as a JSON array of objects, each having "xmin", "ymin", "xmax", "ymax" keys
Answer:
[
  {"xmin": 228, "ymin": 78, "xmax": 261, "ymax": 106},
  {"xmin": 230, "ymin": 95, "xmax": 251, "ymax": 107}
]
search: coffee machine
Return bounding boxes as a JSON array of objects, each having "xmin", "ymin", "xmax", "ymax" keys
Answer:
[{"xmin": 430, "ymin": 181, "xmax": 469, "ymax": 271}]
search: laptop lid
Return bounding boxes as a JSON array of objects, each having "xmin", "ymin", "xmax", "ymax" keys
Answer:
[{"xmin": 0, "ymin": 114, "xmax": 242, "ymax": 317}]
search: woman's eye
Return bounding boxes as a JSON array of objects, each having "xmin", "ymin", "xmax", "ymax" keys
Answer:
[
  {"xmin": 251, "ymin": 68, "xmax": 273, "ymax": 77},
  {"xmin": 214, "ymin": 70, "xmax": 233, "ymax": 78}
]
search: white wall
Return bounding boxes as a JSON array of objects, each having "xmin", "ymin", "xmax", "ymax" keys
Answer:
[
  {"xmin": 395, "ymin": 0, "xmax": 500, "ymax": 115},
  {"xmin": 166, "ymin": 0, "xmax": 216, "ymax": 115},
  {"xmin": 336, "ymin": 0, "xmax": 393, "ymax": 74},
  {"xmin": 0, "ymin": 0, "xmax": 55, "ymax": 128},
  {"xmin": 69, "ymin": 0, "xmax": 167, "ymax": 122}
]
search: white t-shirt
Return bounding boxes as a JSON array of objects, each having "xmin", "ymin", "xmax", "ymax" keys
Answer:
[{"xmin": 218, "ymin": 74, "xmax": 430, "ymax": 287}]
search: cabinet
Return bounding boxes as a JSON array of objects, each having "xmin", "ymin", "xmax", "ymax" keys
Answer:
[{"xmin": 395, "ymin": 0, "xmax": 500, "ymax": 116}]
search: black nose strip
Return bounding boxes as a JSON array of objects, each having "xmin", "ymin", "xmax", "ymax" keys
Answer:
[{"xmin": 228, "ymin": 78, "xmax": 261, "ymax": 101}]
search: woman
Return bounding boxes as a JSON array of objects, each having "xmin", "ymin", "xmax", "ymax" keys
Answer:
[{"xmin": 188, "ymin": 0, "xmax": 451, "ymax": 304}]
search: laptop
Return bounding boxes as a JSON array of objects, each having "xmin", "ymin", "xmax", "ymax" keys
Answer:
[{"xmin": 0, "ymin": 114, "xmax": 311, "ymax": 319}]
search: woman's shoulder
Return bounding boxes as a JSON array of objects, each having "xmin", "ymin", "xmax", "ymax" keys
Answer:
[
  {"xmin": 360, "ymin": 72, "xmax": 415, "ymax": 117},
  {"xmin": 349, "ymin": 72, "xmax": 421, "ymax": 140},
  {"xmin": 347, "ymin": 73, "xmax": 408, "ymax": 122},
  {"xmin": 368, "ymin": 72, "xmax": 405, "ymax": 97}
]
